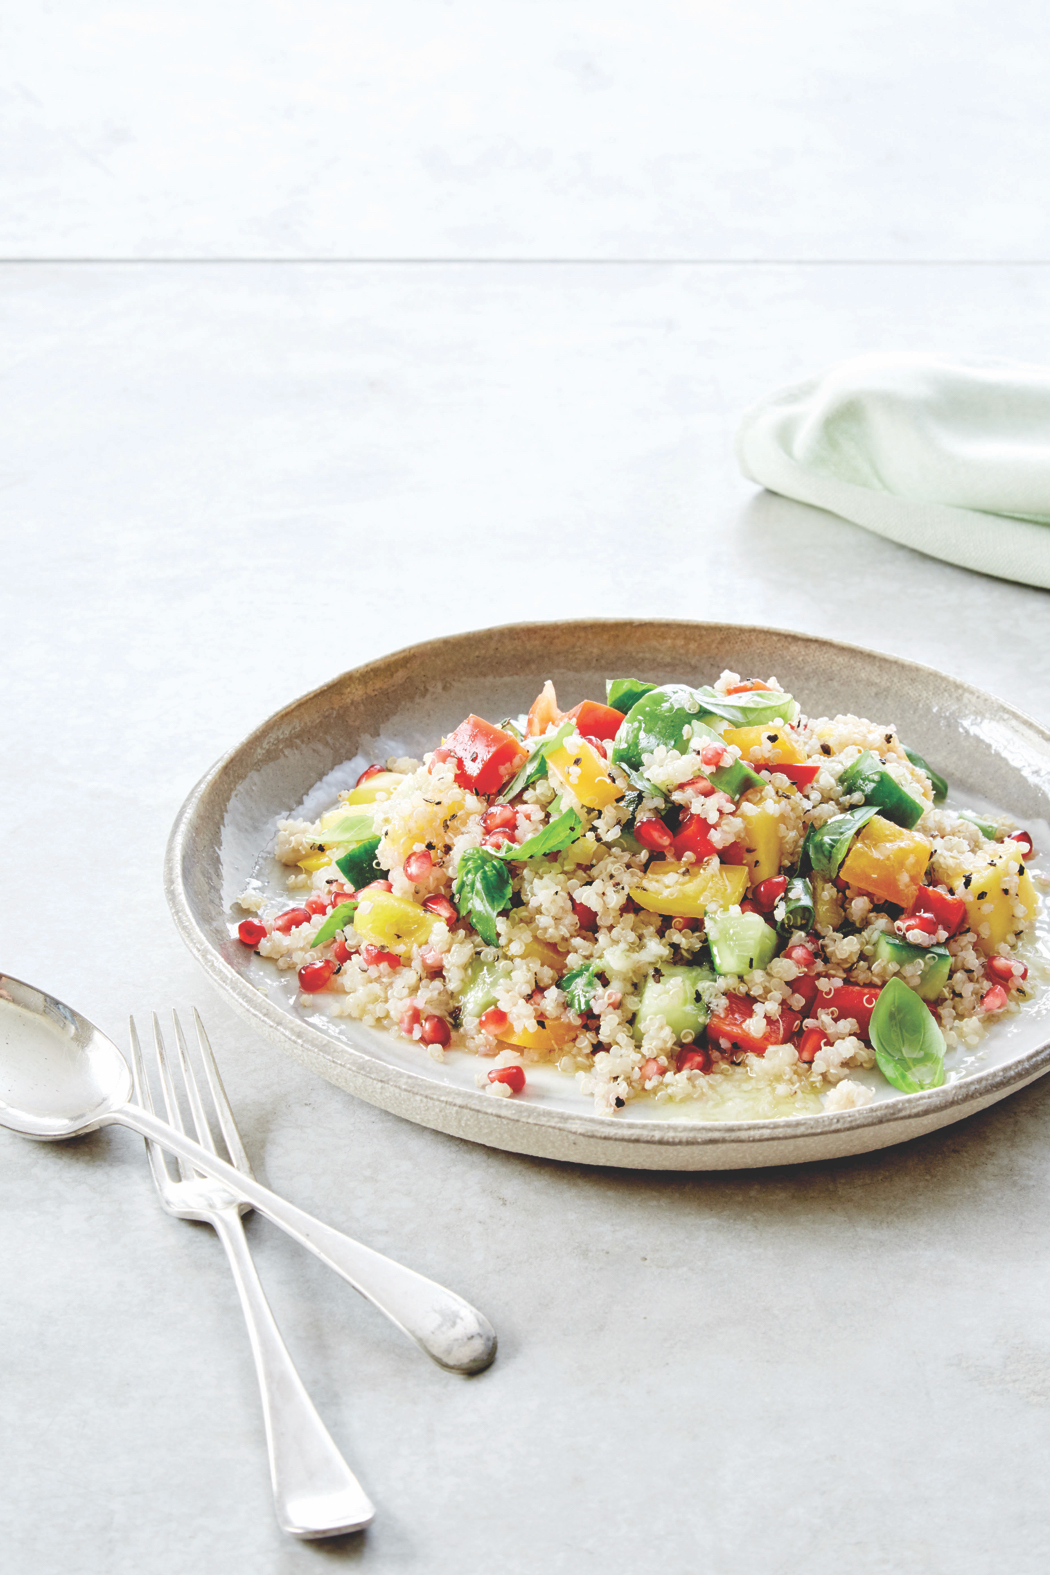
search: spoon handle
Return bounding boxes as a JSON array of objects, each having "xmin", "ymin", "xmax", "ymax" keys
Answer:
[{"xmin": 113, "ymin": 1103, "xmax": 496, "ymax": 1375}]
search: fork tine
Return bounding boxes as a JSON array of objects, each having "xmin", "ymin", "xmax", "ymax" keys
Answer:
[
  {"xmin": 192, "ymin": 1008, "xmax": 255, "ymax": 1180},
  {"xmin": 152, "ymin": 1012, "xmax": 194, "ymax": 1183},
  {"xmin": 171, "ymin": 1009, "xmax": 219, "ymax": 1159},
  {"xmin": 128, "ymin": 1017, "xmax": 175, "ymax": 1191}
]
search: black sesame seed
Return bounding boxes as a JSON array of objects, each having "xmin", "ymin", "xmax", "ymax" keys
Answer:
[
  {"xmin": 614, "ymin": 1096, "xmax": 626, "ymax": 1108},
  {"xmin": 820, "ymin": 744, "xmax": 832, "ymax": 756},
  {"xmin": 977, "ymin": 891, "xmax": 988, "ymax": 900},
  {"xmin": 963, "ymin": 874, "xmax": 972, "ymax": 889}
]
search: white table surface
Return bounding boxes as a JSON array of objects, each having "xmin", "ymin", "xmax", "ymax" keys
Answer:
[{"xmin": 4, "ymin": 8, "xmax": 1050, "ymax": 1573}]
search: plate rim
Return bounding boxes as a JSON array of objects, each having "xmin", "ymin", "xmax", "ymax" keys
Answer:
[{"xmin": 164, "ymin": 617, "xmax": 1050, "ymax": 1162}]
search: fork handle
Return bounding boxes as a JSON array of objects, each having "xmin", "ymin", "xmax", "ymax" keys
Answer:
[
  {"xmin": 210, "ymin": 1207, "xmax": 375, "ymax": 1537},
  {"xmin": 113, "ymin": 1104, "xmax": 497, "ymax": 1375}
]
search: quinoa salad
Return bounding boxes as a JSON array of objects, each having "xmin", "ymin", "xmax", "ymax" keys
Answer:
[{"xmin": 233, "ymin": 673, "xmax": 1048, "ymax": 1120}]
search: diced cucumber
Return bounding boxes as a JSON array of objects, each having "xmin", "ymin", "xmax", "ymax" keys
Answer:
[
  {"xmin": 632, "ymin": 965, "xmax": 714, "ymax": 1043},
  {"xmin": 872, "ymin": 932, "xmax": 952, "ymax": 1000},
  {"xmin": 690, "ymin": 721, "xmax": 765, "ymax": 799},
  {"xmin": 335, "ymin": 835, "xmax": 386, "ymax": 888},
  {"xmin": 705, "ymin": 910, "xmax": 778, "ymax": 975},
  {"xmin": 458, "ymin": 959, "xmax": 512, "ymax": 1020},
  {"xmin": 838, "ymin": 751, "xmax": 924, "ymax": 830}
]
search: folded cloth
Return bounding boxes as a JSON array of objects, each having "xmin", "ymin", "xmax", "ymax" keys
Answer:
[{"xmin": 735, "ymin": 352, "xmax": 1050, "ymax": 590}]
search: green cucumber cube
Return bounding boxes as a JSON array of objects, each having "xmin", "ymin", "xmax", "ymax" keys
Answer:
[{"xmin": 872, "ymin": 932, "xmax": 951, "ymax": 1000}]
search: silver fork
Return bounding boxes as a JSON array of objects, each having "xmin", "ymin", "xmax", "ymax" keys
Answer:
[{"xmin": 129, "ymin": 1010, "xmax": 375, "ymax": 1539}]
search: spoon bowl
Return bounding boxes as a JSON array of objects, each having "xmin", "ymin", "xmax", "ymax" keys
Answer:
[
  {"xmin": 0, "ymin": 974, "xmax": 132, "ymax": 1138},
  {"xmin": 0, "ymin": 971, "xmax": 496, "ymax": 1374}
]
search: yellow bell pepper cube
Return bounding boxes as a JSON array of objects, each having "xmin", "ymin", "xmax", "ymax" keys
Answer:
[
  {"xmin": 547, "ymin": 739, "xmax": 623, "ymax": 811},
  {"xmin": 344, "ymin": 771, "xmax": 405, "ymax": 805},
  {"xmin": 953, "ymin": 854, "xmax": 1039, "ymax": 954},
  {"xmin": 353, "ymin": 891, "xmax": 438, "ymax": 954},
  {"xmin": 520, "ymin": 937, "xmax": 569, "ymax": 975},
  {"xmin": 634, "ymin": 859, "xmax": 748, "ymax": 918},
  {"xmin": 738, "ymin": 798, "xmax": 782, "ymax": 886},
  {"xmin": 496, "ymin": 1020, "xmax": 580, "ymax": 1052},
  {"xmin": 722, "ymin": 725, "xmax": 806, "ymax": 767},
  {"xmin": 839, "ymin": 815, "xmax": 930, "ymax": 909}
]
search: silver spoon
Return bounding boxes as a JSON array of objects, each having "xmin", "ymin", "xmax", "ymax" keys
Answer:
[{"xmin": 0, "ymin": 972, "xmax": 496, "ymax": 1375}]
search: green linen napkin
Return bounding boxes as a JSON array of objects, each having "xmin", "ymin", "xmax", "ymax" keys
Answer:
[{"xmin": 735, "ymin": 353, "xmax": 1050, "ymax": 590}]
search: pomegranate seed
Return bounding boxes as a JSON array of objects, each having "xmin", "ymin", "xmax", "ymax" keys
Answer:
[
  {"xmin": 421, "ymin": 1015, "xmax": 451, "ymax": 1047},
  {"xmin": 355, "ymin": 764, "xmax": 385, "ymax": 786},
  {"xmin": 640, "ymin": 1057, "xmax": 664, "ymax": 1081},
  {"xmin": 681, "ymin": 775, "xmax": 716, "ymax": 796},
  {"xmin": 797, "ymin": 1028, "xmax": 828, "ymax": 1063},
  {"xmin": 237, "ymin": 919, "xmax": 267, "ymax": 947},
  {"xmin": 1010, "ymin": 830, "xmax": 1035, "ymax": 859},
  {"xmin": 488, "ymin": 1064, "xmax": 525, "ymax": 1093},
  {"xmin": 479, "ymin": 1007, "xmax": 510, "ymax": 1035},
  {"xmin": 331, "ymin": 939, "xmax": 350, "ymax": 964},
  {"xmin": 483, "ymin": 831, "xmax": 513, "ymax": 851},
  {"xmin": 482, "ymin": 803, "xmax": 517, "ymax": 832},
  {"xmin": 397, "ymin": 1003, "xmax": 422, "ymax": 1036},
  {"xmin": 355, "ymin": 880, "xmax": 393, "ymax": 899},
  {"xmin": 784, "ymin": 943, "xmax": 817, "ymax": 970},
  {"xmin": 700, "ymin": 743, "xmax": 728, "ymax": 768},
  {"xmin": 753, "ymin": 876, "xmax": 787, "ymax": 911},
  {"xmin": 980, "ymin": 984, "xmax": 1009, "ymax": 1014},
  {"xmin": 676, "ymin": 1047, "xmax": 711, "ymax": 1074},
  {"xmin": 418, "ymin": 944, "xmax": 445, "ymax": 973},
  {"xmin": 671, "ymin": 915, "xmax": 700, "ymax": 932},
  {"xmin": 572, "ymin": 896, "xmax": 598, "ymax": 930},
  {"xmin": 739, "ymin": 900, "xmax": 765, "ymax": 916},
  {"xmin": 901, "ymin": 912, "xmax": 938, "ymax": 936},
  {"xmin": 273, "ymin": 907, "xmax": 311, "ymax": 934},
  {"xmin": 635, "ymin": 817, "xmax": 674, "ymax": 851},
  {"xmin": 403, "ymin": 849, "xmax": 433, "ymax": 882},
  {"xmin": 327, "ymin": 887, "xmax": 355, "ymax": 908},
  {"xmin": 583, "ymin": 735, "xmax": 609, "ymax": 759},
  {"xmin": 422, "ymin": 895, "xmax": 458, "ymax": 924},
  {"xmin": 986, "ymin": 956, "xmax": 1027, "ymax": 987},
  {"xmin": 360, "ymin": 944, "xmax": 401, "ymax": 969},
  {"xmin": 298, "ymin": 959, "xmax": 335, "ymax": 992},
  {"xmin": 429, "ymin": 745, "xmax": 454, "ymax": 772}
]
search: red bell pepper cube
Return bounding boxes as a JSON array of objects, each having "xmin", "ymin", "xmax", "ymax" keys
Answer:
[
  {"xmin": 769, "ymin": 762, "xmax": 821, "ymax": 788},
  {"xmin": 564, "ymin": 700, "xmax": 626, "ymax": 740},
  {"xmin": 707, "ymin": 994, "xmax": 802, "ymax": 1057},
  {"xmin": 908, "ymin": 886, "xmax": 966, "ymax": 936},
  {"xmin": 444, "ymin": 715, "xmax": 528, "ymax": 796},
  {"xmin": 671, "ymin": 811, "xmax": 720, "ymax": 862},
  {"xmin": 817, "ymin": 982, "xmax": 882, "ymax": 1039}
]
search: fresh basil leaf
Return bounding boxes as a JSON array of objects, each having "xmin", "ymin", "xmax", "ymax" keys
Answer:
[
  {"xmin": 310, "ymin": 901, "xmax": 358, "ymax": 948},
  {"xmin": 559, "ymin": 963, "xmax": 601, "ymax": 1014},
  {"xmin": 316, "ymin": 812, "xmax": 375, "ymax": 847},
  {"xmin": 775, "ymin": 875, "xmax": 814, "ymax": 934},
  {"xmin": 453, "ymin": 848, "xmax": 513, "ymax": 946},
  {"xmin": 335, "ymin": 836, "xmax": 385, "ymax": 888},
  {"xmin": 501, "ymin": 806, "xmax": 583, "ymax": 860},
  {"xmin": 837, "ymin": 751, "xmax": 882, "ymax": 796},
  {"xmin": 904, "ymin": 746, "xmax": 948, "ymax": 803},
  {"xmin": 501, "ymin": 720, "xmax": 575, "ymax": 801},
  {"xmin": 959, "ymin": 811, "xmax": 1004, "ymax": 842},
  {"xmin": 610, "ymin": 684, "xmax": 709, "ymax": 770},
  {"xmin": 693, "ymin": 685, "xmax": 799, "ymax": 727},
  {"xmin": 616, "ymin": 761, "xmax": 668, "ymax": 805},
  {"xmin": 801, "ymin": 806, "xmax": 879, "ymax": 879},
  {"xmin": 606, "ymin": 678, "xmax": 656, "ymax": 713},
  {"xmin": 870, "ymin": 976, "xmax": 946, "ymax": 1094}
]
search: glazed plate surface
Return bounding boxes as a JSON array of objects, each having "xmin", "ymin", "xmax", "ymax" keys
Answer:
[{"xmin": 165, "ymin": 621, "xmax": 1050, "ymax": 1170}]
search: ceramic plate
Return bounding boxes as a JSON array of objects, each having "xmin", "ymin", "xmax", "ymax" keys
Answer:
[{"xmin": 165, "ymin": 620, "xmax": 1050, "ymax": 1170}]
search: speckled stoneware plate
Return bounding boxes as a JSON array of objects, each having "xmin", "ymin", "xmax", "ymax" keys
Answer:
[{"xmin": 165, "ymin": 620, "xmax": 1050, "ymax": 1170}]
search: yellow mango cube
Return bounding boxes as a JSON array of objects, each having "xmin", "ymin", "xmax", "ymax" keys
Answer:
[
  {"xmin": 297, "ymin": 852, "xmax": 332, "ymax": 873},
  {"xmin": 722, "ymin": 725, "xmax": 806, "ymax": 766},
  {"xmin": 812, "ymin": 874, "xmax": 844, "ymax": 929},
  {"xmin": 344, "ymin": 771, "xmax": 405, "ymax": 806},
  {"xmin": 353, "ymin": 891, "xmax": 438, "ymax": 954},
  {"xmin": 839, "ymin": 815, "xmax": 930, "ymax": 909},
  {"xmin": 634, "ymin": 859, "xmax": 749, "ymax": 918},
  {"xmin": 953, "ymin": 854, "xmax": 1039, "ymax": 954},
  {"xmin": 497, "ymin": 1020, "xmax": 579, "ymax": 1052},
  {"xmin": 547, "ymin": 739, "xmax": 623, "ymax": 811},
  {"xmin": 738, "ymin": 798, "xmax": 782, "ymax": 885}
]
